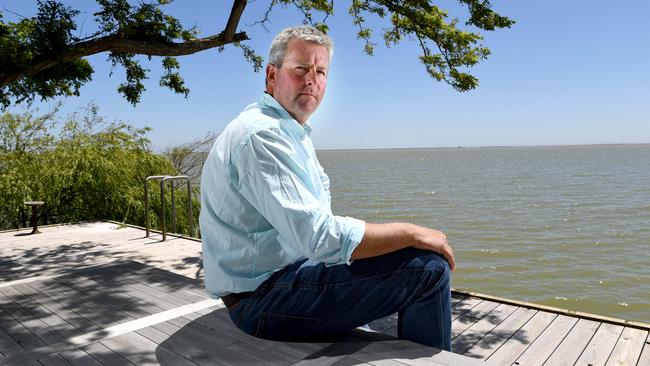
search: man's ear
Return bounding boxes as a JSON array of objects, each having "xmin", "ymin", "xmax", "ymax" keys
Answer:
[{"xmin": 265, "ymin": 64, "xmax": 276, "ymax": 93}]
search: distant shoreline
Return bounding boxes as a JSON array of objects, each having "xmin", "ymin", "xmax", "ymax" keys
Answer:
[{"xmin": 316, "ymin": 142, "xmax": 650, "ymax": 152}]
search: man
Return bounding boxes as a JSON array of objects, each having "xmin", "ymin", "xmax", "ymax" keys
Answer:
[{"xmin": 200, "ymin": 25, "xmax": 455, "ymax": 350}]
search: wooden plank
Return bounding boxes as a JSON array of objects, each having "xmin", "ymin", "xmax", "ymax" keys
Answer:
[
  {"xmin": 0, "ymin": 262, "xmax": 119, "ymax": 289},
  {"xmin": 0, "ymin": 307, "xmax": 46, "ymax": 351},
  {"xmin": 0, "ymin": 289, "xmax": 68, "ymax": 346},
  {"xmin": 605, "ymin": 327, "xmax": 648, "ymax": 366},
  {"xmin": 135, "ymin": 324, "xmax": 179, "ymax": 344},
  {"xmin": 33, "ymin": 353, "xmax": 72, "ymax": 366},
  {"xmin": 70, "ymin": 271, "xmax": 198, "ymax": 315},
  {"xmin": 452, "ymin": 289, "xmax": 650, "ymax": 332},
  {"xmin": 637, "ymin": 332, "xmax": 650, "ymax": 366},
  {"xmin": 0, "ymin": 222, "xmax": 205, "ymax": 281},
  {"xmin": 0, "ymin": 298, "xmax": 220, "ymax": 365},
  {"xmin": 108, "ymin": 280, "xmax": 191, "ymax": 307},
  {"xmin": 100, "ymin": 332, "xmax": 198, "ymax": 366},
  {"xmin": 187, "ymin": 309, "xmax": 326, "ymax": 362},
  {"xmin": 486, "ymin": 310, "xmax": 556, "ymax": 365},
  {"xmin": 290, "ymin": 342, "xmax": 373, "ymax": 366},
  {"xmin": 140, "ymin": 320, "xmax": 281, "ymax": 365},
  {"xmin": 0, "ymin": 232, "xmax": 201, "ymax": 282},
  {"xmin": 159, "ymin": 310, "xmax": 303, "ymax": 364},
  {"xmin": 319, "ymin": 357, "xmax": 374, "ymax": 366},
  {"xmin": 21, "ymin": 282, "xmax": 101, "ymax": 334},
  {"xmin": 0, "ymin": 322, "xmax": 25, "ymax": 357},
  {"xmin": 228, "ymin": 336, "xmax": 304, "ymax": 365},
  {"xmin": 513, "ymin": 314, "xmax": 578, "ymax": 366},
  {"xmin": 543, "ymin": 318, "xmax": 601, "ymax": 366},
  {"xmin": 463, "ymin": 307, "xmax": 536, "ymax": 359},
  {"xmin": 59, "ymin": 348, "xmax": 104, "ymax": 366},
  {"xmin": 0, "ymin": 223, "xmax": 119, "ymax": 247},
  {"xmin": 451, "ymin": 300, "xmax": 500, "ymax": 338},
  {"xmin": 355, "ymin": 359, "xmax": 410, "ymax": 366},
  {"xmin": 81, "ymin": 278, "xmax": 179, "ymax": 313},
  {"xmin": 79, "ymin": 261, "xmax": 206, "ymax": 295},
  {"xmin": 451, "ymin": 303, "xmax": 518, "ymax": 354},
  {"xmin": 451, "ymin": 297, "xmax": 484, "ymax": 322},
  {"xmin": 0, "ymin": 303, "xmax": 49, "ymax": 351},
  {"xmin": 28, "ymin": 279, "xmax": 140, "ymax": 329},
  {"xmin": 73, "ymin": 262, "xmax": 199, "ymax": 290},
  {"xmin": 346, "ymin": 339, "xmax": 488, "ymax": 366},
  {"xmin": 80, "ymin": 341, "xmax": 135, "ymax": 366},
  {"xmin": 49, "ymin": 275, "xmax": 164, "ymax": 321},
  {"xmin": 4, "ymin": 284, "xmax": 80, "ymax": 340},
  {"xmin": 451, "ymin": 292, "xmax": 467, "ymax": 303},
  {"xmin": 57, "ymin": 272, "xmax": 184, "ymax": 318},
  {"xmin": 574, "ymin": 322, "xmax": 624, "ymax": 366},
  {"xmin": 146, "ymin": 320, "xmax": 183, "ymax": 338}
]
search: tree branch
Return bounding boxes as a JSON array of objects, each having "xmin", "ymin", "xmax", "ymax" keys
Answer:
[
  {"xmin": 1, "ymin": 31, "xmax": 249, "ymax": 87},
  {"xmin": 224, "ymin": 0, "xmax": 247, "ymax": 41}
]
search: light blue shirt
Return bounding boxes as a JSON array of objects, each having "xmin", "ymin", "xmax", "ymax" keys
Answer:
[{"xmin": 200, "ymin": 93, "xmax": 366, "ymax": 297}]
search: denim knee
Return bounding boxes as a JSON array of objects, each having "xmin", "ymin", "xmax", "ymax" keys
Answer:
[{"xmin": 413, "ymin": 251, "xmax": 451, "ymax": 295}]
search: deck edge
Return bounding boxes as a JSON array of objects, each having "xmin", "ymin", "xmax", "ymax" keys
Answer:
[
  {"xmin": 451, "ymin": 288, "xmax": 650, "ymax": 331},
  {"xmin": 103, "ymin": 219, "xmax": 202, "ymax": 243}
]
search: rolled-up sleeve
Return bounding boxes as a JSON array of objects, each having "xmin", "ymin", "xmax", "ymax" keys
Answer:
[{"xmin": 235, "ymin": 129, "xmax": 365, "ymax": 265}]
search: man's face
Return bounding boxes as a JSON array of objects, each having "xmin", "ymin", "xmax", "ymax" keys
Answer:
[{"xmin": 266, "ymin": 38, "xmax": 329, "ymax": 124}]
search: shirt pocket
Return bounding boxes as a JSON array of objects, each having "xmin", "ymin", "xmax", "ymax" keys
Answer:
[{"xmin": 256, "ymin": 312, "xmax": 323, "ymax": 340}]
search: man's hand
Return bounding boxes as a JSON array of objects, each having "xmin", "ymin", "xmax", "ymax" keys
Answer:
[
  {"xmin": 352, "ymin": 223, "xmax": 456, "ymax": 271},
  {"xmin": 409, "ymin": 225, "xmax": 456, "ymax": 271}
]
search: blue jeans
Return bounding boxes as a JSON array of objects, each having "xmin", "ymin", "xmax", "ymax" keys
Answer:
[{"xmin": 228, "ymin": 248, "xmax": 452, "ymax": 350}]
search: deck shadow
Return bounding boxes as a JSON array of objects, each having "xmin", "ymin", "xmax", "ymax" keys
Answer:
[
  {"xmin": 0, "ymin": 261, "xmax": 209, "ymax": 360},
  {"xmin": 155, "ymin": 309, "xmax": 457, "ymax": 365},
  {"xmin": 0, "ymin": 236, "xmax": 202, "ymax": 282}
]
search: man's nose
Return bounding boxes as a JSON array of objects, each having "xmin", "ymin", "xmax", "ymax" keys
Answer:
[{"xmin": 304, "ymin": 69, "xmax": 316, "ymax": 85}]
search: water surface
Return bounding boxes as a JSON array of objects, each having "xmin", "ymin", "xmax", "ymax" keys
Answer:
[{"xmin": 318, "ymin": 145, "xmax": 650, "ymax": 323}]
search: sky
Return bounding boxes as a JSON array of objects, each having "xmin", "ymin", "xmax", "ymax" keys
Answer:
[{"xmin": 2, "ymin": 0, "xmax": 649, "ymax": 151}]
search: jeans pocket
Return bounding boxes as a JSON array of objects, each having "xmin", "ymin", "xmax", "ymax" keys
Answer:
[{"xmin": 256, "ymin": 312, "xmax": 323, "ymax": 341}]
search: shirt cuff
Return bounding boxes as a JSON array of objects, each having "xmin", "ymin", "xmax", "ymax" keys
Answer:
[{"xmin": 334, "ymin": 216, "xmax": 366, "ymax": 266}]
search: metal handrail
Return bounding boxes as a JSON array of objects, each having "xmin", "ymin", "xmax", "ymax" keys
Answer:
[
  {"xmin": 144, "ymin": 175, "xmax": 168, "ymax": 238},
  {"xmin": 161, "ymin": 175, "xmax": 193, "ymax": 241},
  {"xmin": 144, "ymin": 175, "xmax": 193, "ymax": 241}
]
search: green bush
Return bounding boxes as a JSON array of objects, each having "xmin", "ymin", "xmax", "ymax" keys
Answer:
[{"xmin": 0, "ymin": 104, "xmax": 199, "ymax": 236}]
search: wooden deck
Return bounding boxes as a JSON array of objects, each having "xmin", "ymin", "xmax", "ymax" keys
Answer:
[{"xmin": 1, "ymin": 222, "xmax": 648, "ymax": 365}]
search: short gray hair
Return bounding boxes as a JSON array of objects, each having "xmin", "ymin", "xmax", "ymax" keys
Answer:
[{"xmin": 269, "ymin": 25, "xmax": 334, "ymax": 67}]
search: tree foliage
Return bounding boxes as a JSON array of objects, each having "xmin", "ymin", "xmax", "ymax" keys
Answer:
[
  {"xmin": 0, "ymin": 104, "xmax": 199, "ymax": 236},
  {"xmin": 0, "ymin": 0, "xmax": 513, "ymax": 110}
]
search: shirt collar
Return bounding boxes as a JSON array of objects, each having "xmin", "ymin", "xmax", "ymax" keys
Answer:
[{"xmin": 259, "ymin": 92, "xmax": 312, "ymax": 137}]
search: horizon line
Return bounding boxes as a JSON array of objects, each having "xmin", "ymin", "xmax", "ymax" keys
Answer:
[{"xmin": 315, "ymin": 142, "xmax": 650, "ymax": 152}]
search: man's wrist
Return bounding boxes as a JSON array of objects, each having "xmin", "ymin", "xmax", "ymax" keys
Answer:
[{"xmin": 401, "ymin": 223, "xmax": 422, "ymax": 248}]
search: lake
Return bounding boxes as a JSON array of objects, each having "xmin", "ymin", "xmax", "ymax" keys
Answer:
[{"xmin": 318, "ymin": 144, "xmax": 650, "ymax": 323}]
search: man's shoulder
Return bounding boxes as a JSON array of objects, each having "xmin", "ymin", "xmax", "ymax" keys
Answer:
[
  {"xmin": 225, "ymin": 102, "xmax": 283, "ymax": 141},
  {"xmin": 212, "ymin": 101, "xmax": 285, "ymax": 163}
]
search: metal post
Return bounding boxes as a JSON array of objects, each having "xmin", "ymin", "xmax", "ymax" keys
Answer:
[
  {"xmin": 145, "ymin": 175, "xmax": 169, "ymax": 237},
  {"xmin": 145, "ymin": 175, "xmax": 192, "ymax": 241},
  {"xmin": 187, "ymin": 178, "xmax": 193, "ymax": 237},
  {"xmin": 171, "ymin": 181, "xmax": 177, "ymax": 234},
  {"xmin": 162, "ymin": 175, "xmax": 193, "ymax": 239},
  {"xmin": 160, "ymin": 179, "xmax": 167, "ymax": 241},
  {"xmin": 144, "ymin": 179, "xmax": 148, "ymax": 235}
]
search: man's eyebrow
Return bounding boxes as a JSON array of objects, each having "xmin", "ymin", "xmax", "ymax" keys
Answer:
[{"xmin": 295, "ymin": 63, "xmax": 328, "ymax": 71}]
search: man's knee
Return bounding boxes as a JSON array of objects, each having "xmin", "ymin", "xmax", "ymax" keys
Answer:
[{"xmin": 405, "ymin": 248, "xmax": 451, "ymax": 289}]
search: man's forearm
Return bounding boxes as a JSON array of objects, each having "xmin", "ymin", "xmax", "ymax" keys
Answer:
[
  {"xmin": 351, "ymin": 223, "xmax": 415, "ymax": 260},
  {"xmin": 351, "ymin": 222, "xmax": 456, "ymax": 270}
]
